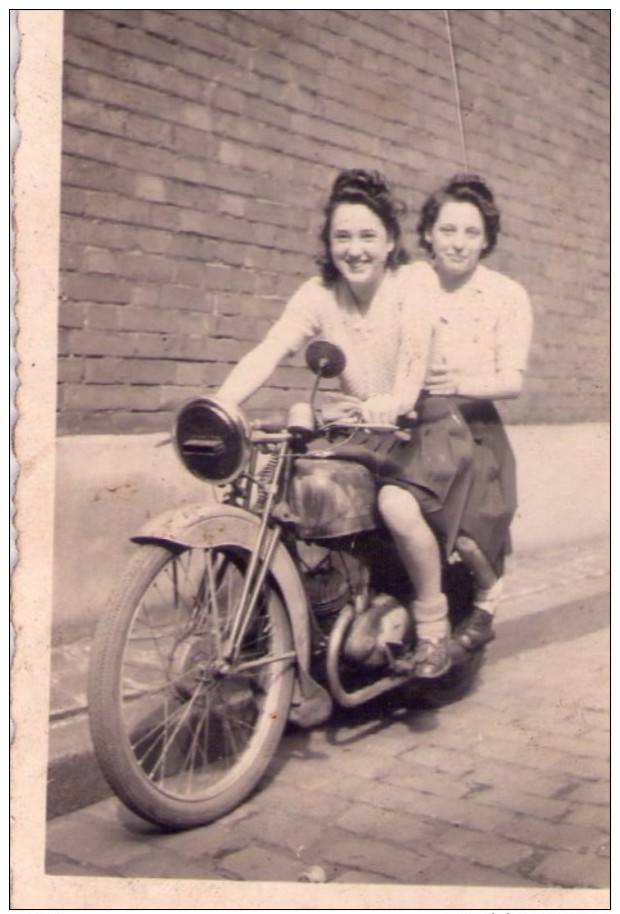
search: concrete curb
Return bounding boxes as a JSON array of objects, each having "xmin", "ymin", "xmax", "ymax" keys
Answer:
[{"xmin": 46, "ymin": 538, "xmax": 610, "ymax": 820}]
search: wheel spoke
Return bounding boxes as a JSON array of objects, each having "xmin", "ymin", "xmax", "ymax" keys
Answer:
[
  {"xmin": 129, "ymin": 684, "xmax": 207, "ymax": 762},
  {"xmin": 146, "ymin": 687, "xmax": 205, "ymax": 783},
  {"xmin": 109, "ymin": 544, "xmax": 293, "ymax": 807}
]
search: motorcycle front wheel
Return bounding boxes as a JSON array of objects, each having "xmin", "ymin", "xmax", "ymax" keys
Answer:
[{"xmin": 88, "ymin": 543, "xmax": 294, "ymax": 830}]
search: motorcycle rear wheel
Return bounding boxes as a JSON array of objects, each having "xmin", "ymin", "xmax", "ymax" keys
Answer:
[{"xmin": 88, "ymin": 543, "xmax": 294, "ymax": 830}]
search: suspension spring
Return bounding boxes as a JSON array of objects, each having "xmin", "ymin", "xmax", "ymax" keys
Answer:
[{"xmin": 254, "ymin": 453, "xmax": 280, "ymax": 510}]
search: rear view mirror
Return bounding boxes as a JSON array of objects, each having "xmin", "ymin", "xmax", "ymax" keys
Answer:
[{"xmin": 305, "ymin": 340, "xmax": 346, "ymax": 379}]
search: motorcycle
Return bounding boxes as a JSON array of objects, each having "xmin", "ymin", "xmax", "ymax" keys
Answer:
[{"xmin": 88, "ymin": 341, "xmax": 485, "ymax": 831}]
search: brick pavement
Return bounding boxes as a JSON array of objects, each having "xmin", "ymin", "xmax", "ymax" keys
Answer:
[{"xmin": 44, "ymin": 537, "xmax": 610, "ymax": 897}]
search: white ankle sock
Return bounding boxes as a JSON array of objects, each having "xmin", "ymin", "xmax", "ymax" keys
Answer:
[
  {"xmin": 473, "ymin": 577, "xmax": 504, "ymax": 616},
  {"xmin": 412, "ymin": 595, "xmax": 449, "ymax": 641}
]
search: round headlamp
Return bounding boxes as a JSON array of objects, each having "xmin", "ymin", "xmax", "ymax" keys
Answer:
[{"xmin": 174, "ymin": 396, "xmax": 250, "ymax": 484}]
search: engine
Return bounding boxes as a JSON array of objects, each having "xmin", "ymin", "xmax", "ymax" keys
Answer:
[{"xmin": 296, "ymin": 542, "xmax": 370, "ymax": 625}]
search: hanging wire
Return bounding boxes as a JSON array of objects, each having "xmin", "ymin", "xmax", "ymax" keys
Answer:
[{"xmin": 444, "ymin": 10, "xmax": 469, "ymax": 172}]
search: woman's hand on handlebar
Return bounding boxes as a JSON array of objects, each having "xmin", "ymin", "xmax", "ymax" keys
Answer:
[{"xmin": 361, "ymin": 394, "xmax": 399, "ymax": 426}]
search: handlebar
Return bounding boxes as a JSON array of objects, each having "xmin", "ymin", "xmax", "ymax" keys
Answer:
[
  {"xmin": 250, "ymin": 414, "xmax": 416, "ymax": 440},
  {"xmin": 250, "ymin": 415, "xmax": 289, "ymax": 434},
  {"xmin": 322, "ymin": 419, "xmax": 400, "ymax": 433}
]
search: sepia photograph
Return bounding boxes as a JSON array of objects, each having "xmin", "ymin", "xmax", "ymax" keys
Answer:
[{"xmin": 11, "ymin": 8, "xmax": 610, "ymax": 909}]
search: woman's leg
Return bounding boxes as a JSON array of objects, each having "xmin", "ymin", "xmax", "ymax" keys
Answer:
[
  {"xmin": 455, "ymin": 534, "xmax": 497, "ymax": 590},
  {"xmin": 453, "ymin": 533, "xmax": 502, "ymax": 649},
  {"xmin": 451, "ymin": 412, "xmax": 514, "ymax": 651},
  {"xmin": 378, "ymin": 485, "xmax": 451, "ymax": 677}
]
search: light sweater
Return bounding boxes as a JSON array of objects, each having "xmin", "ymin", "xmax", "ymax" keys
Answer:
[
  {"xmin": 264, "ymin": 265, "xmax": 436, "ymax": 415},
  {"xmin": 405, "ymin": 261, "xmax": 534, "ymax": 380}
]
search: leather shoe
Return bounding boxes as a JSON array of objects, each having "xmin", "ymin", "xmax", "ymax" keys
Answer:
[
  {"xmin": 392, "ymin": 636, "xmax": 451, "ymax": 679},
  {"xmin": 413, "ymin": 636, "xmax": 452, "ymax": 678},
  {"xmin": 453, "ymin": 608, "xmax": 495, "ymax": 651}
]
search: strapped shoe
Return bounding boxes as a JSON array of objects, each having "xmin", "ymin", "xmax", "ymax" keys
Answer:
[
  {"xmin": 392, "ymin": 636, "xmax": 451, "ymax": 679},
  {"xmin": 453, "ymin": 608, "xmax": 496, "ymax": 652},
  {"xmin": 412, "ymin": 636, "xmax": 452, "ymax": 678}
]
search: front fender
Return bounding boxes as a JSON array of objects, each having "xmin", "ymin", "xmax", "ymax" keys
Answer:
[{"xmin": 132, "ymin": 502, "xmax": 312, "ymax": 671}]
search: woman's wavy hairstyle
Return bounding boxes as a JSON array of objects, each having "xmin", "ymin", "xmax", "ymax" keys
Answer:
[
  {"xmin": 417, "ymin": 174, "xmax": 501, "ymax": 258},
  {"xmin": 317, "ymin": 169, "xmax": 410, "ymax": 285}
]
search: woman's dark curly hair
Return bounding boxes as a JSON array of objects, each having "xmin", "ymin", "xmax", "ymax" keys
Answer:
[
  {"xmin": 417, "ymin": 174, "xmax": 501, "ymax": 258},
  {"xmin": 317, "ymin": 169, "xmax": 410, "ymax": 285}
]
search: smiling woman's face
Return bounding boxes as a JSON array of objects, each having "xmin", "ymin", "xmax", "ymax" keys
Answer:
[
  {"xmin": 329, "ymin": 203, "xmax": 394, "ymax": 294},
  {"xmin": 426, "ymin": 200, "xmax": 487, "ymax": 280}
]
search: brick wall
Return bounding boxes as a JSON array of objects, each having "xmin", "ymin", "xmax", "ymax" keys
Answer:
[{"xmin": 57, "ymin": 9, "xmax": 610, "ymax": 433}]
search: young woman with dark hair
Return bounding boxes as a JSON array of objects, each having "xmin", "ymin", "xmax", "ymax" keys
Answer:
[
  {"xmin": 317, "ymin": 169, "xmax": 411, "ymax": 285},
  {"xmin": 216, "ymin": 169, "xmax": 465, "ymax": 678},
  {"xmin": 417, "ymin": 173, "xmax": 501, "ymax": 259},
  {"xmin": 414, "ymin": 173, "xmax": 533, "ymax": 650}
]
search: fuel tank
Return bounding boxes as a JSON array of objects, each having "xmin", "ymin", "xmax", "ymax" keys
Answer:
[{"xmin": 287, "ymin": 458, "xmax": 379, "ymax": 539}]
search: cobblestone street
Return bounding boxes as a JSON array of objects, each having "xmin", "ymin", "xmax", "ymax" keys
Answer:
[{"xmin": 43, "ymin": 540, "xmax": 610, "ymax": 907}]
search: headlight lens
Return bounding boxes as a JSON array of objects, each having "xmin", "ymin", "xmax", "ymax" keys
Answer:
[{"xmin": 174, "ymin": 397, "xmax": 250, "ymax": 483}]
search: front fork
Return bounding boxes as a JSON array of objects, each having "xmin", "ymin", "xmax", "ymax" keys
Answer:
[{"xmin": 224, "ymin": 438, "xmax": 289, "ymax": 663}]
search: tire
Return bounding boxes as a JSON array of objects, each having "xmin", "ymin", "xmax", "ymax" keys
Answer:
[{"xmin": 88, "ymin": 543, "xmax": 294, "ymax": 830}]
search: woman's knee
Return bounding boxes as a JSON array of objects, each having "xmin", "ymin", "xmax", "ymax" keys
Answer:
[{"xmin": 378, "ymin": 485, "xmax": 424, "ymax": 532}]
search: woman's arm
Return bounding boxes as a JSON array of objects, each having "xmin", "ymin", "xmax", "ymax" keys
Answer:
[
  {"xmin": 425, "ymin": 366, "xmax": 525, "ymax": 399},
  {"xmin": 458, "ymin": 368, "xmax": 524, "ymax": 399},
  {"xmin": 393, "ymin": 282, "xmax": 436, "ymax": 414},
  {"xmin": 392, "ymin": 333, "xmax": 432, "ymax": 413},
  {"xmin": 216, "ymin": 337, "xmax": 291, "ymax": 407},
  {"xmin": 361, "ymin": 300, "xmax": 434, "ymax": 423},
  {"xmin": 216, "ymin": 278, "xmax": 323, "ymax": 407}
]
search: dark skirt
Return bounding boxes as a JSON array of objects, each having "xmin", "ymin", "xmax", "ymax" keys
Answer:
[
  {"xmin": 315, "ymin": 395, "xmax": 516, "ymax": 576},
  {"xmin": 376, "ymin": 396, "xmax": 516, "ymax": 576},
  {"xmin": 453, "ymin": 398, "xmax": 517, "ymax": 575}
]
